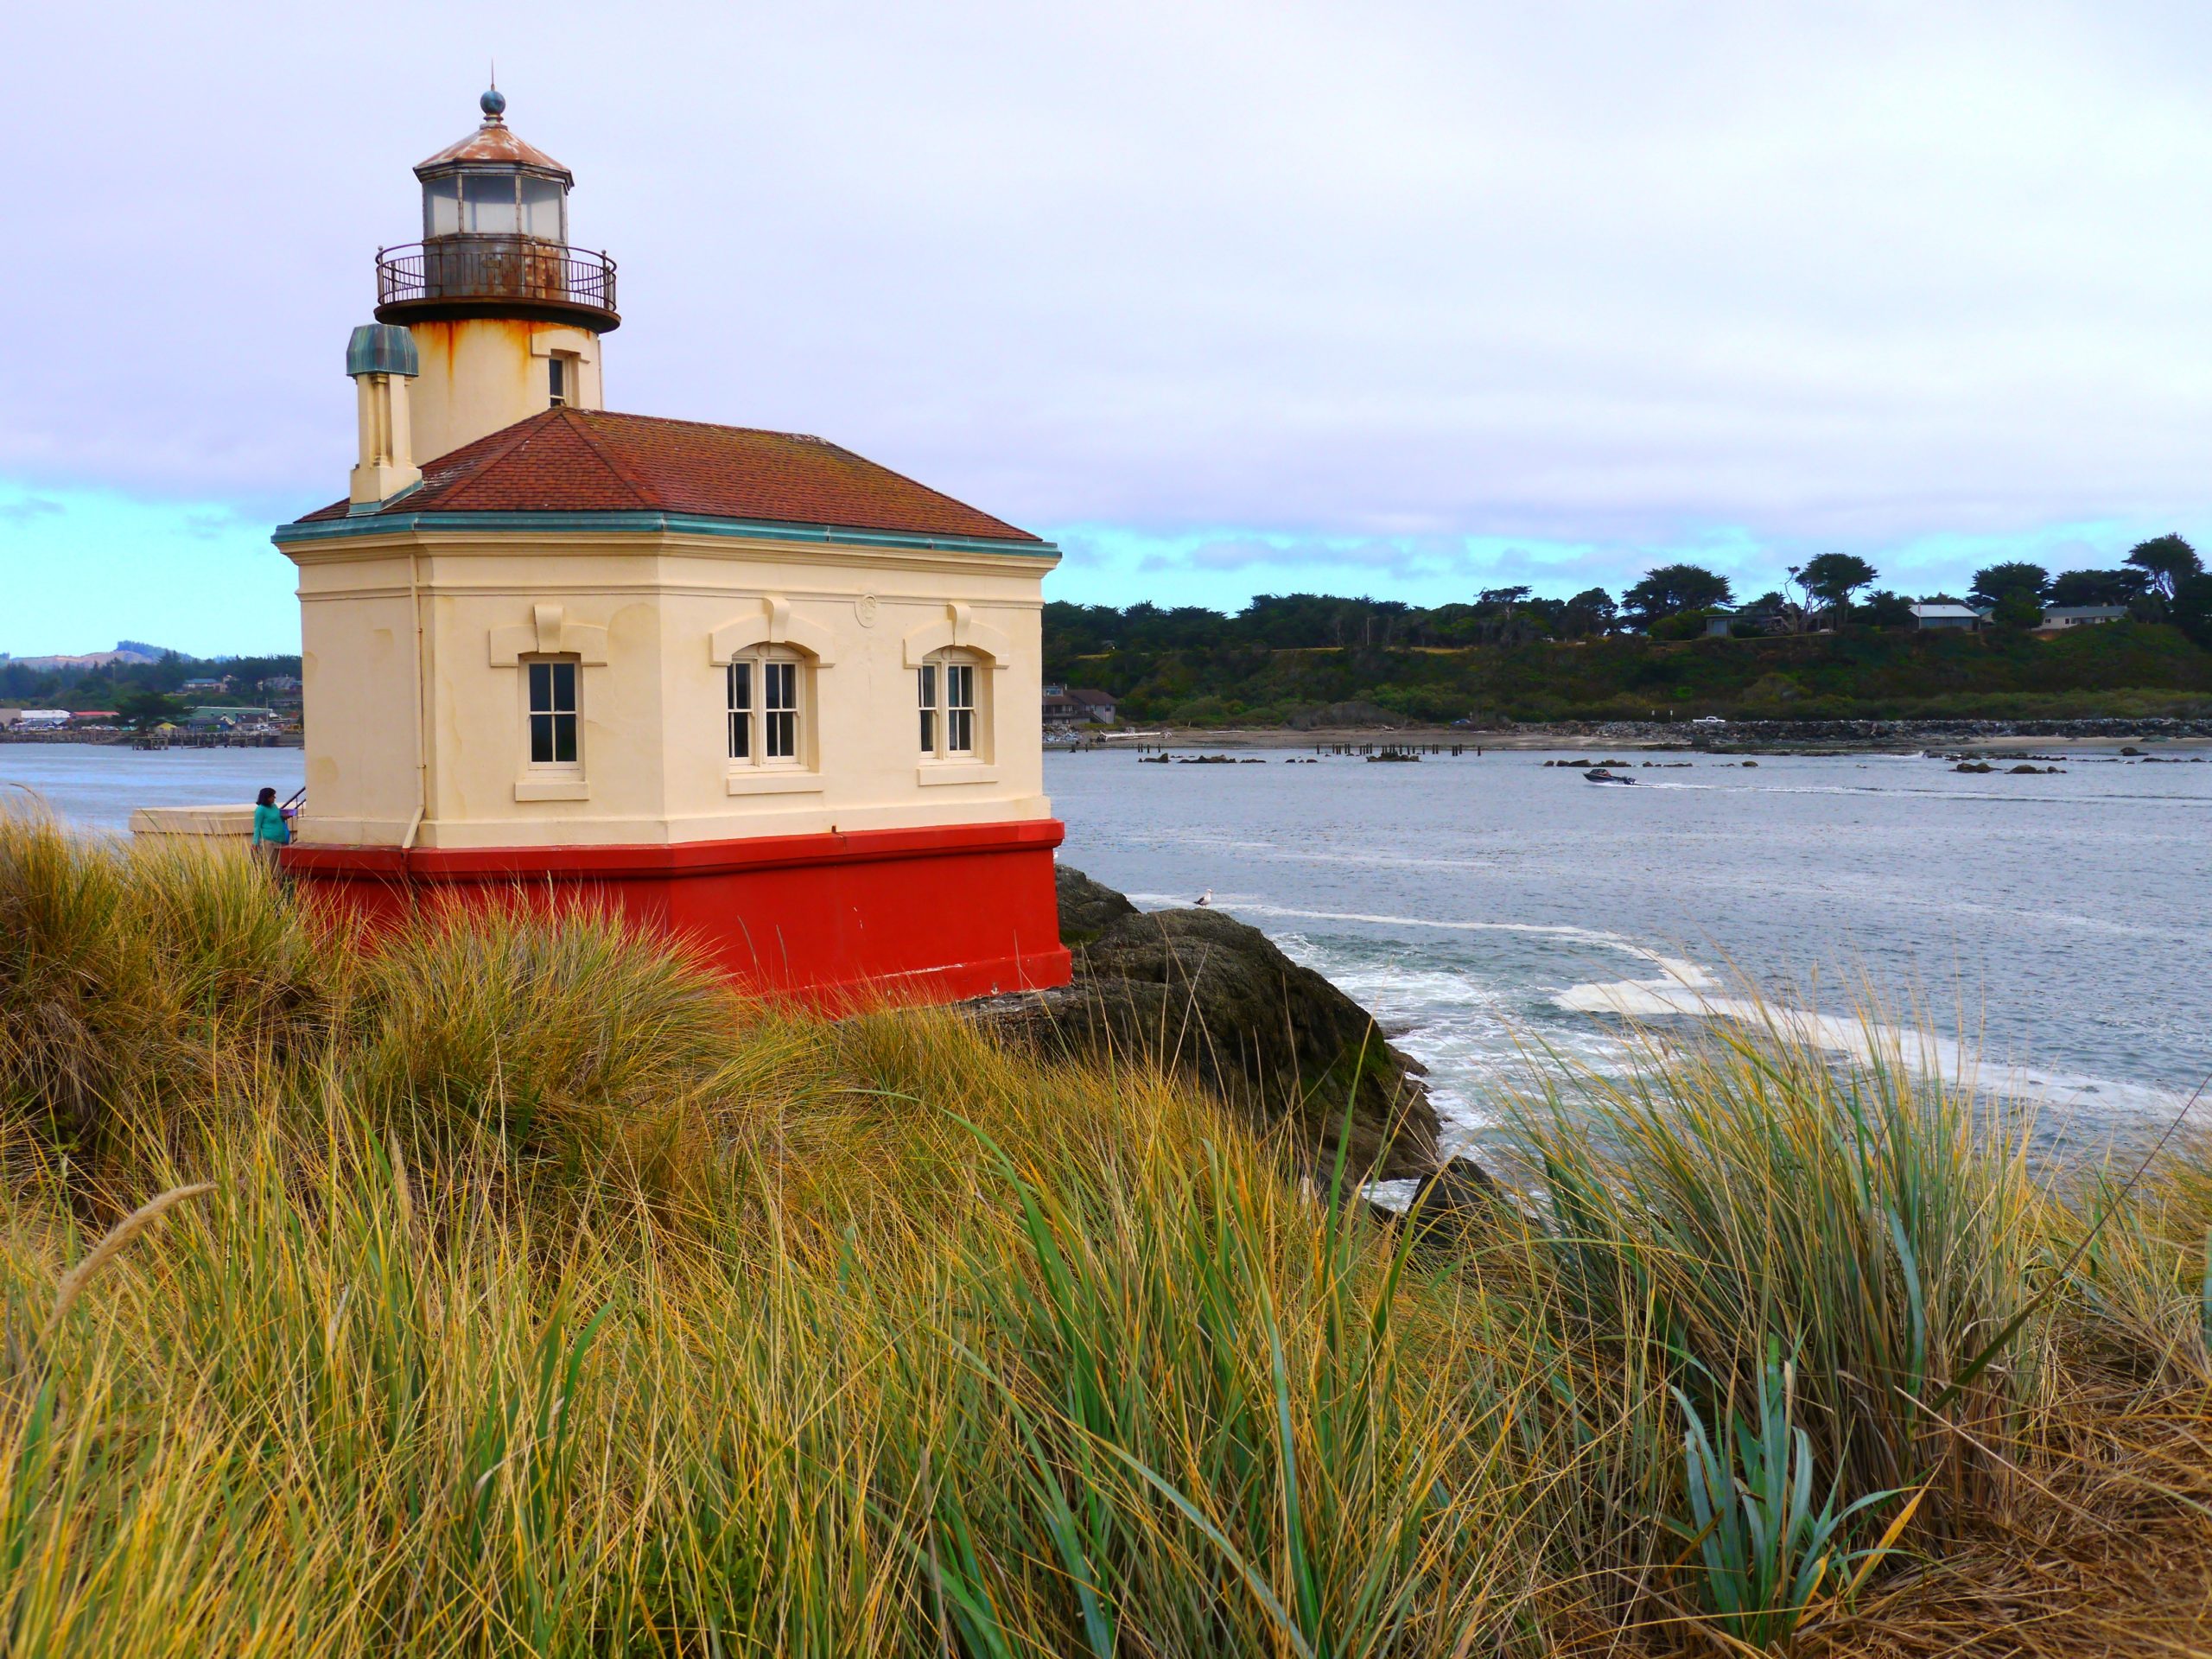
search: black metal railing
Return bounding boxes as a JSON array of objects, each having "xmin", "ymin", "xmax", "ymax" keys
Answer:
[{"xmin": 375, "ymin": 238, "xmax": 617, "ymax": 316}]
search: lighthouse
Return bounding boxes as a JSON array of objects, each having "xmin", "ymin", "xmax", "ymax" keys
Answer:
[
  {"xmin": 274, "ymin": 89, "xmax": 1071, "ymax": 1006},
  {"xmin": 373, "ymin": 86, "xmax": 615, "ymax": 464}
]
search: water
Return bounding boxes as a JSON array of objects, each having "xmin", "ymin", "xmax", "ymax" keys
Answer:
[
  {"xmin": 0, "ymin": 744, "xmax": 302, "ymax": 834},
  {"xmin": 8, "ymin": 739, "xmax": 2206, "ymax": 1160},
  {"xmin": 1044, "ymin": 746, "xmax": 2212, "ymax": 1160}
]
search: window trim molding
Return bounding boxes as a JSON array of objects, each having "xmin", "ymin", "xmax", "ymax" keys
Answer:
[
  {"xmin": 902, "ymin": 601, "xmax": 1013, "ymax": 669},
  {"xmin": 915, "ymin": 761, "xmax": 1001, "ymax": 787},
  {"xmin": 490, "ymin": 602, "xmax": 608, "ymax": 667},
  {"xmin": 709, "ymin": 596, "xmax": 837, "ymax": 666}
]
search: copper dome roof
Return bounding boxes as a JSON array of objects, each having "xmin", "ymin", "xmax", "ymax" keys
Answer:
[{"xmin": 414, "ymin": 92, "xmax": 571, "ymax": 181}]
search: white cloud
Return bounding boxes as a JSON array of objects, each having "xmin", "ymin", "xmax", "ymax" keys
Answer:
[{"xmin": 4, "ymin": 0, "xmax": 2211, "ymax": 613}]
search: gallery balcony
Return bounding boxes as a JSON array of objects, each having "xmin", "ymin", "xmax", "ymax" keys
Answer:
[{"xmin": 373, "ymin": 237, "xmax": 620, "ymax": 332}]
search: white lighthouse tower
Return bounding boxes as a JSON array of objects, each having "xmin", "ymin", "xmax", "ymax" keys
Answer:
[{"xmin": 370, "ymin": 86, "xmax": 617, "ymax": 469}]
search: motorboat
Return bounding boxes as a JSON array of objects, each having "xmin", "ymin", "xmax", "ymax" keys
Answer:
[{"xmin": 1581, "ymin": 768, "xmax": 1637, "ymax": 785}]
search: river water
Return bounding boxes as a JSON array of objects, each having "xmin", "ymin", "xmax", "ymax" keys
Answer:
[
  {"xmin": 8, "ymin": 740, "xmax": 2206, "ymax": 1158},
  {"xmin": 1044, "ymin": 745, "xmax": 2212, "ymax": 1160}
]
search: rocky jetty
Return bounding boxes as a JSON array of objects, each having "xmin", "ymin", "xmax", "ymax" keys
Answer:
[
  {"xmin": 1553, "ymin": 715, "xmax": 2212, "ymax": 748},
  {"xmin": 974, "ymin": 867, "xmax": 1446, "ymax": 1181}
]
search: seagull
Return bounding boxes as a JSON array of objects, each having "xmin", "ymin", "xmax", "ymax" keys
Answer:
[{"xmin": 1195, "ymin": 889, "xmax": 1213, "ymax": 907}]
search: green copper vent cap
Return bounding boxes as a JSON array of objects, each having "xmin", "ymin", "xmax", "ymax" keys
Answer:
[{"xmin": 346, "ymin": 323, "xmax": 419, "ymax": 378}]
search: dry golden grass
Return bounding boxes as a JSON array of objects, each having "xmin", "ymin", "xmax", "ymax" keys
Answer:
[{"xmin": 0, "ymin": 808, "xmax": 2205, "ymax": 1656}]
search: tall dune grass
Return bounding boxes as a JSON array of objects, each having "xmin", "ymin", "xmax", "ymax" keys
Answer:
[{"xmin": 0, "ymin": 809, "xmax": 2205, "ymax": 1655}]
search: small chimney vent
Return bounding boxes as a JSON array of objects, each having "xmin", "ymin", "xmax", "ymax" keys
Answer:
[{"xmin": 346, "ymin": 324, "xmax": 423, "ymax": 510}]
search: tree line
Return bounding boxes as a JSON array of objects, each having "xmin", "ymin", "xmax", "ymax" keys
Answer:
[
  {"xmin": 0, "ymin": 648, "xmax": 303, "ymax": 718},
  {"xmin": 1046, "ymin": 535, "xmax": 2212, "ymax": 660}
]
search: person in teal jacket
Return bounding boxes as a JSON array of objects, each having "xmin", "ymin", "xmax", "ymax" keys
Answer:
[{"xmin": 252, "ymin": 786, "xmax": 291, "ymax": 874}]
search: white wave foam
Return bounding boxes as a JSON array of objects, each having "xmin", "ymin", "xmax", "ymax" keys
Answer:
[{"xmin": 1554, "ymin": 972, "xmax": 2192, "ymax": 1120}]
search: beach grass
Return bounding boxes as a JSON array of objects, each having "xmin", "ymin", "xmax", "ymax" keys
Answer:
[{"xmin": 0, "ymin": 810, "xmax": 2206, "ymax": 1655}]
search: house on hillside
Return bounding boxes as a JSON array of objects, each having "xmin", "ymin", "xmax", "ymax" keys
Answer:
[
  {"xmin": 2037, "ymin": 606, "xmax": 2128, "ymax": 631},
  {"xmin": 1044, "ymin": 686, "xmax": 1117, "ymax": 725},
  {"xmin": 1909, "ymin": 602, "xmax": 1984, "ymax": 632}
]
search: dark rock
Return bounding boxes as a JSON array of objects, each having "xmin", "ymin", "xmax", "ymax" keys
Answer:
[
  {"xmin": 1384, "ymin": 1156, "xmax": 1504, "ymax": 1243},
  {"xmin": 1955, "ymin": 760, "xmax": 1994, "ymax": 773},
  {"xmin": 980, "ymin": 868, "xmax": 1446, "ymax": 1181},
  {"xmin": 1055, "ymin": 863, "xmax": 1137, "ymax": 944}
]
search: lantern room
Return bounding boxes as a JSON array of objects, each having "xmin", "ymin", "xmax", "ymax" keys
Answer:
[
  {"xmin": 415, "ymin": 88, "xmax": 572, "ymax": 243},
  {"xmin": 366, "ymin": 88, "xmax": 617, "ymax": 467}
]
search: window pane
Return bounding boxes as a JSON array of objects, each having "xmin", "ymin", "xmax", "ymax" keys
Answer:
[
  {"xmin": 946, "ymin": 664, "xmax": 974, "ymax": 753},
  {"xmin": 423, "ymin": 176, "xmax": 461, "ymax": 238},
  {"xmin": 727, "ymin": 663, "xmax": 750, "ymax": 760},
  {"xmin": 463, "ymin": 174, "xmax": 519, "ymax": 234},
  {"xmin": 548, "ymin": 356, "xmax": 567, "ymax": 406},
  {"xmin": 762, "ymin": 661, "xmax": 799, "ymax": 760},
  {"xmin": 520, "ymin": 175, "xmax": 564, "ymax": 240},
  {"xmin": 917, "ymin": 665, "xmax": 936, "ymax": 753},
  {"xmin": 529, "ymin": 660, "xmax": 579, "ymax": 766}
]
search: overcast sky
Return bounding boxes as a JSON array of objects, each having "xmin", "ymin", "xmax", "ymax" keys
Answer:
[{"xmin": 7, "ymin": 0, "xmax": 2212, "ymax": 653}]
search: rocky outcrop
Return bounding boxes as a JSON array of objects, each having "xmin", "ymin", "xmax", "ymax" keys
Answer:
[{"xmin": 976, "ymin": 867, "xmax": 1444, "ymax": 1181}]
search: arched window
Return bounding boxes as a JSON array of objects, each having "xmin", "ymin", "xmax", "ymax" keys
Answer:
[
  {"xmin": 918, "ymin": 650, "xmax": 984, "ymax": 760},
  {"xmin": 728, "ymin": 647, "xmax": 810, "ymax": 767}
]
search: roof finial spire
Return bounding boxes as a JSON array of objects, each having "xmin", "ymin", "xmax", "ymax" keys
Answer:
[{"xmin": 480, "ymin": 67, "xmax": 506, "ymax": 124}]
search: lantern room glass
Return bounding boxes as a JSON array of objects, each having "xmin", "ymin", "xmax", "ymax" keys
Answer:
[
  {"xmin": 520, "ymin": 176, "xmax": 566, "ymax": 239},
  {"xmin": 422, "ymin": 172, "xmax": 570, "ymax": 242},
  {"xmin": 423, "ymin": 175, "xmax": 462, "ymax": 238},
  {"xmin": 461, "ymin": 175, "xmax": 519, "ymax": 234}
]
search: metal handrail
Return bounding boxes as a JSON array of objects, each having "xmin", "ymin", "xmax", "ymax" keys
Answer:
[{"xmin": 375, "ymin": 238, "xmax": 617, "ymax": 315}]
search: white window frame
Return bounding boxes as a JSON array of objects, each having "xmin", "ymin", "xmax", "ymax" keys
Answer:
[
  {"xmin": 515, "ymin": 653, "xmax": 587, "ymax": 801},
  {"xmin": 917, "ymin": 649, "xmax": 989, "ymax": 772},
  {"xmin": 725, "ymin": 645, "xmax": 814, "ymax": 785}
]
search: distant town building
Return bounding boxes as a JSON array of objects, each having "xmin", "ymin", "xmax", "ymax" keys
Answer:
[
  {"xmin": 1044, "ymin": 687, "xmax": 1117, "ymax": 724},
  {"xmin": 1908, "ymin": 602, "xmax": 1984, "ymax": 631},
  {"xmin": 180, "ymin": 676, "xmax": 233, "ymax": 694},
  {"xmin": 15, "ymin": 709, "xmax": 71, "ymax": 729},
  {"xmin": 2037, "ymin": 606, "xmax": 2128, "ymax": 631},
  {"xmin": 248, "ymin": 86, "xmax": 1070, "ymax": 1007}
]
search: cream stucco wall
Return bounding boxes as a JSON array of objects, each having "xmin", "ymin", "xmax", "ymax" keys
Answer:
[
  {"xmin": 278, "ymin": 524, "xmax": 1057, "ymax": 850},
  {"xmin": 408, "ymin": 320, "xmax": 605, "ymax": 465}
]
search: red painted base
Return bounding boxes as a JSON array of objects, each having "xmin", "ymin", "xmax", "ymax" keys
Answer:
[{"xmin": 283, "ymin": 818, "xmax": 1072, "ymax": 1008}]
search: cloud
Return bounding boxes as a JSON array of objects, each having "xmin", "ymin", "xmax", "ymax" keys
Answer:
[
  {"xmin": 0, "ymin": 497, "xmax": 63, "ymax": 525},
  {"xmin": 5, "ymin": 1, "xmax": 2212, "ymax": 628}
]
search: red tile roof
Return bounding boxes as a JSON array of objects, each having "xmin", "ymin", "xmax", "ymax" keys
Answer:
[{"xmin": 298, "ymin": 409, "xmax": 1044, "ymax": 544}]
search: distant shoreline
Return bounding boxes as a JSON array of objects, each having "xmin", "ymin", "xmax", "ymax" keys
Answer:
[{"xmin": 1057, "ymin": 717, "xmax": 2212, "ymax": 754}]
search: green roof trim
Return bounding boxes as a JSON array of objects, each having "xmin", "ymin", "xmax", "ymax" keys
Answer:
[{"xmin": 271, "ymin": 509, "xmax": 1062, "ymax": 560}]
